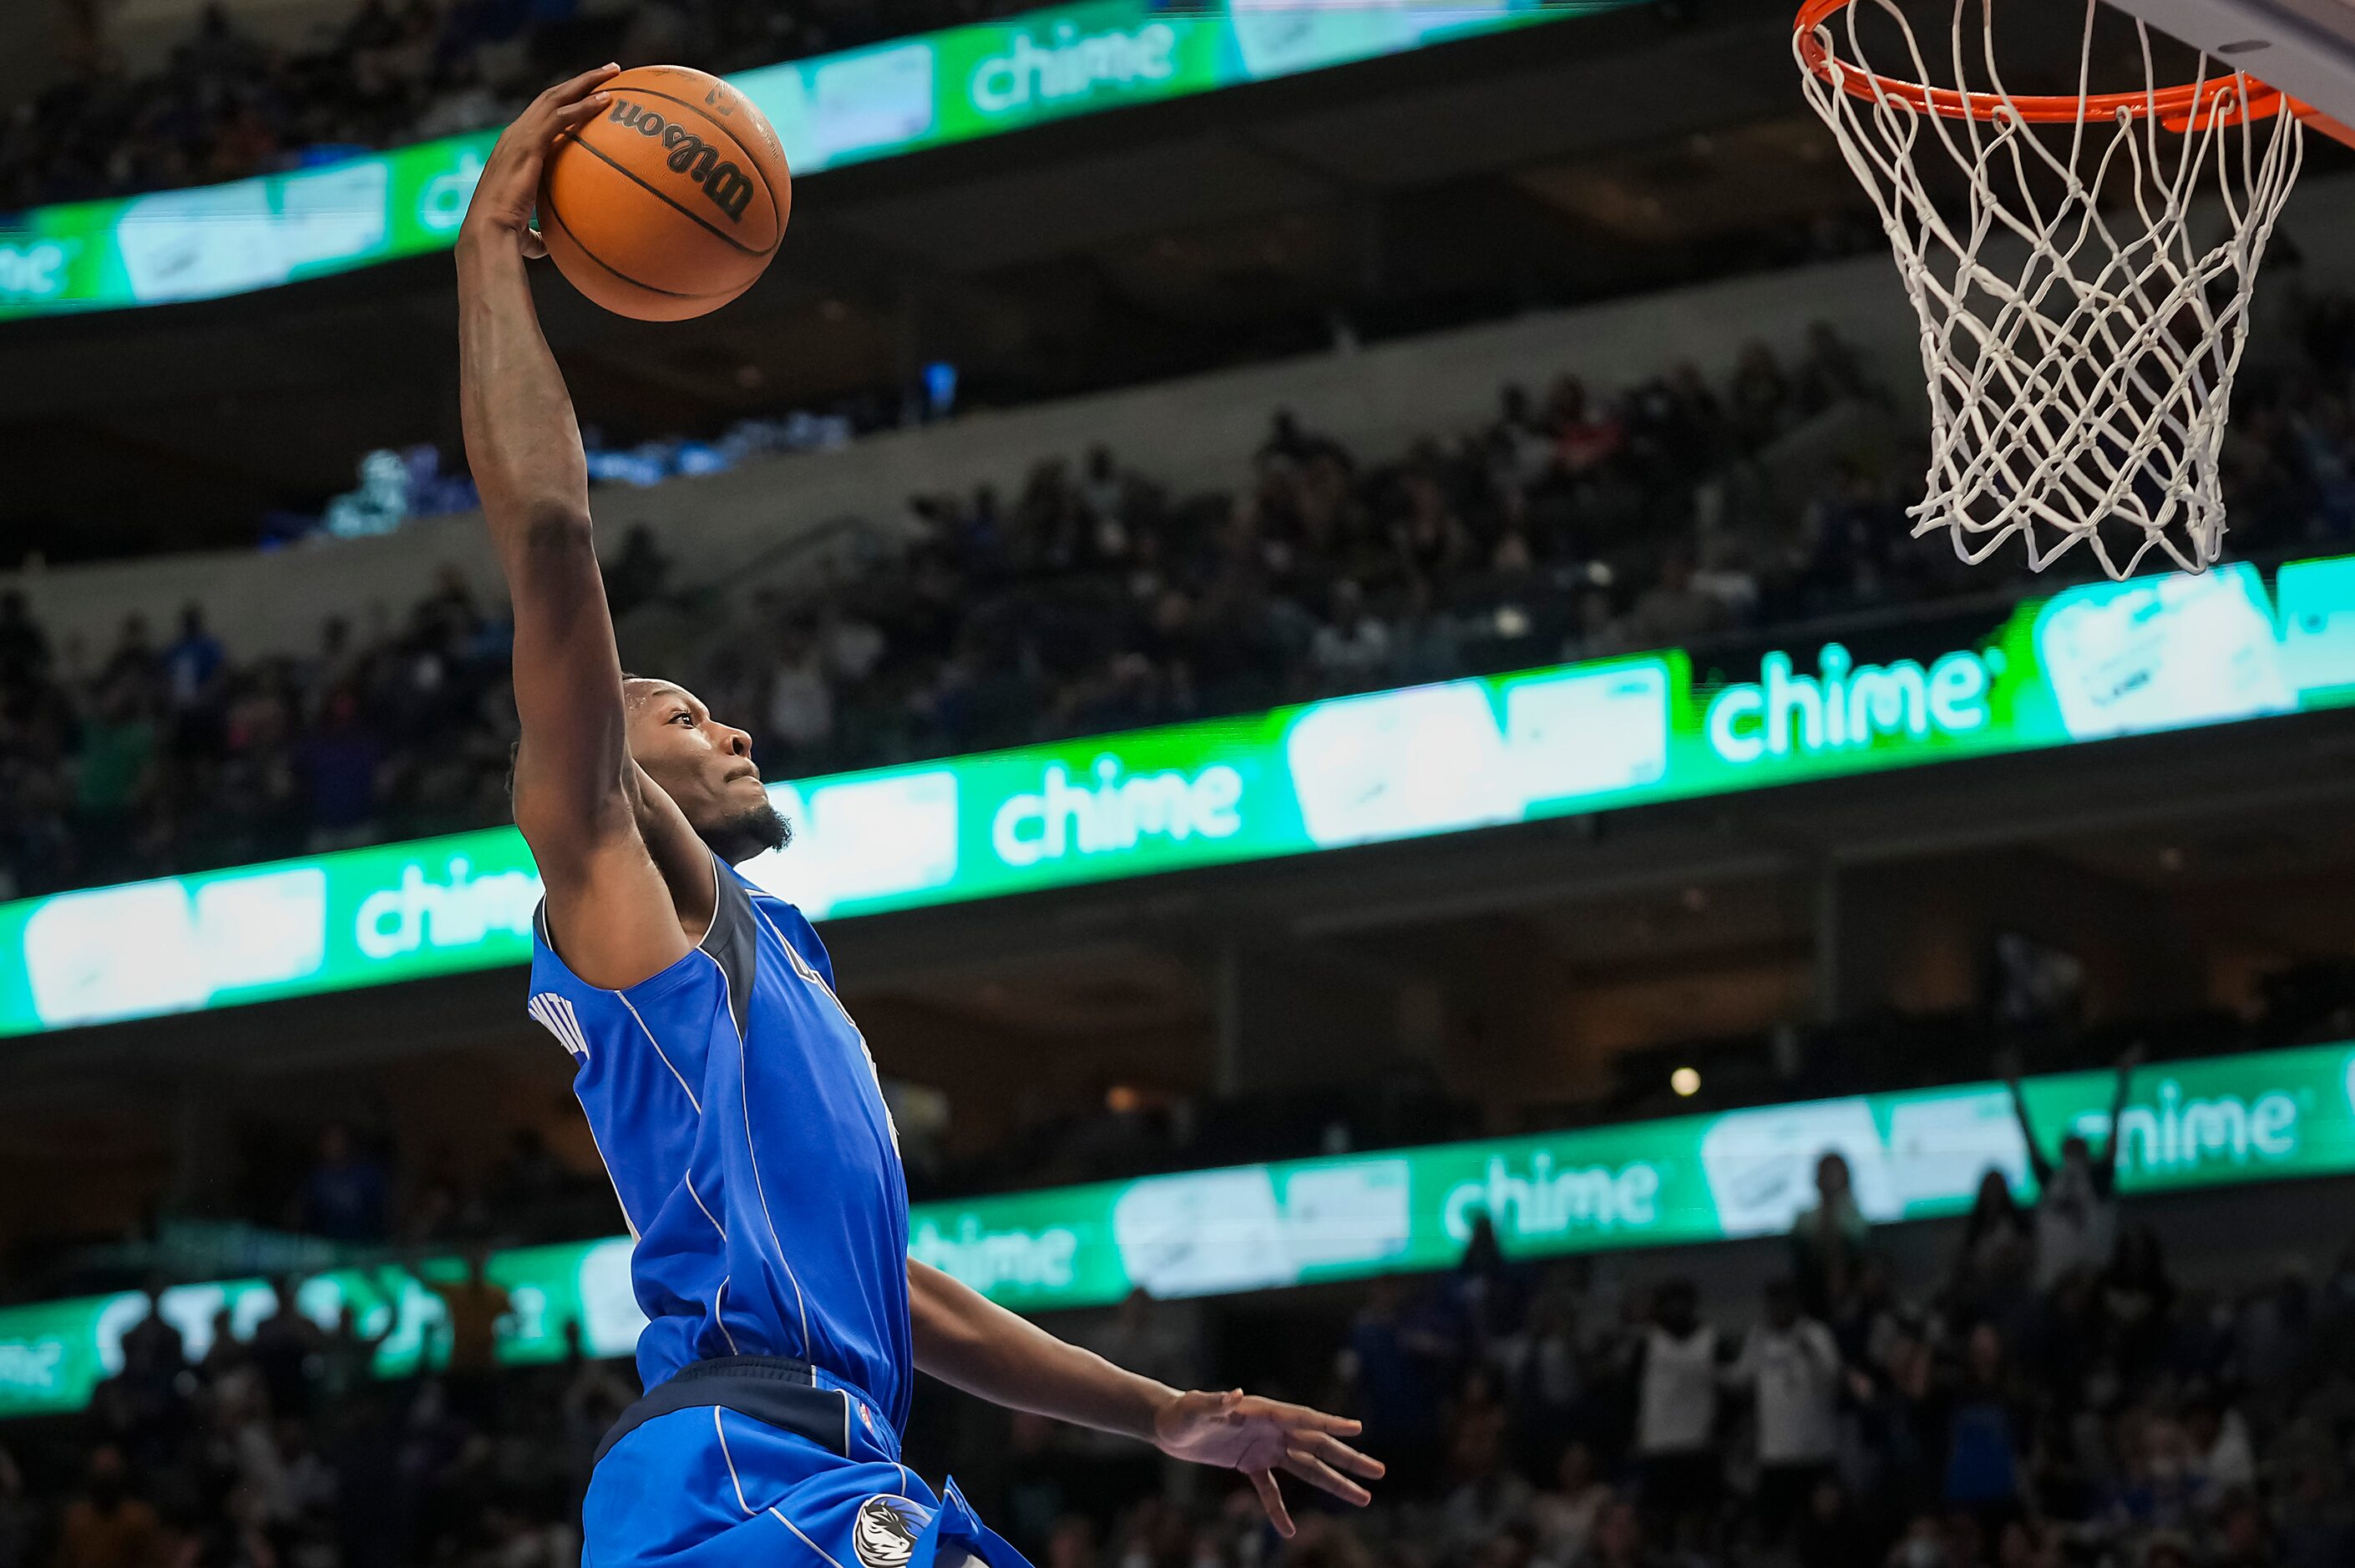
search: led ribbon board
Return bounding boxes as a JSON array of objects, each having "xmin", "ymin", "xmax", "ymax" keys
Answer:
[
  {"xmin": 0, "ymin": 0, "xmax": 1603, "ymax": 318},
  {"xmin": 0, "ymin": 1041, "xmax": 2347, "ymax": 1417},
  {"xmin": 8, "ymin": 553, "xmax": 2355, "ymax": 1038}
]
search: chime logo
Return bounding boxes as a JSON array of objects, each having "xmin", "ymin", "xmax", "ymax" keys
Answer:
[
  {"xmin": 968, "ymin": 20, "xmax": 1180, "ymax": 114},
  {"xmin": 990, "ymin": 757, "xmax": 1243, "ymax": 868},
  {"xmin": 1704, "ymin": 642, "xmax": 1997, "ymax": 765}
]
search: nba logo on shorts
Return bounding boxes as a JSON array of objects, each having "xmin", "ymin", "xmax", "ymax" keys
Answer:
[{"xmin": 853, "ymin": 1495, "xmax": 929, "ymax": 1568}]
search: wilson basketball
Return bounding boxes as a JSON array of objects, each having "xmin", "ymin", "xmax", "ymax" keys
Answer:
[{"xmin": 538, "ymin": 64, "xmax": 792, "ymax": 321}]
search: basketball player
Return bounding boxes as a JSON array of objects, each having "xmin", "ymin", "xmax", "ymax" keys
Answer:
[{"xmin": 458, "ymin": 68, "xmax": 1383, "ymax": 1568}]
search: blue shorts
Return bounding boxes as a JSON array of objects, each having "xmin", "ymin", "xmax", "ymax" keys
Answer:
[{"xmin": 585, "ymin": 1358, "xmax": 1031, "ymax": 1568}]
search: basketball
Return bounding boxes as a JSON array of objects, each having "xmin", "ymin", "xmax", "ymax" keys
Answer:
[{"xmin": 537, "ymin": 64, "xmax": 792, "ymax": 321}]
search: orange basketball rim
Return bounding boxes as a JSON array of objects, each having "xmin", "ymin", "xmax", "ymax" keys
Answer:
[{"xmin": 1792, "ymin": 0, "xmax": 2355, "ymax": 144}]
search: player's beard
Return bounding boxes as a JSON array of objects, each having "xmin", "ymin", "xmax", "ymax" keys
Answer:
[{"xmin": 704, "ymin": 799, "xmax": 793, "ymax": 864}]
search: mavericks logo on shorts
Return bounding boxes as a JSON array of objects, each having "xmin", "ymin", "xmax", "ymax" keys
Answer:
[{"xmin": 853, "ymin": 1495, "xmax": 929, "ymax": 1568}]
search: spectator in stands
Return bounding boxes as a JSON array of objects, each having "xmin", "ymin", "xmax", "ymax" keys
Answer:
[
  {"xmin": 51, "ymin": 1445, "xmax": 165, "ymax": 1568},
  {"xmin": 248, "ymin": 1278, "xmax": 322, "ymax": 1418},
  {"xmin": 73, "ymin": 671, "xmax": 157, "ymax": 853},
  {"xmin": 314, "ymin": 1298, "xmax": 394, "ymax": 1408},
  {"xmin": 0, "ymin": 1446, "xmax": 24, "ymax": 1568},
  {"xmin": 1548, "ymin": 378, "xmax": 1624, "ymax": 479},
  {"xmin": 1528, "ymin": 1440, "xmax": 1610, "ymax": 1563},
  {"xmin": 2102, "ymin": 1222, "xmax": 2176, "ymax": 1380},
  {"xmin": 1790, "ymin": 1151, "xmax": 1871, "ymax": 1317},
  {"xmin": 421, "ymin": 1242, "xmax": 513, "ymax": 1426},
  {"xmin": 1438, "ymin": 1364, "xmax": 1531, "ymax": 1554},
  {"xmin": 1937, "ymin": 1322, "xmax": 2032, "ymax": 1531},
  {"xmin": 1309, "ymin": 579, "xmax": 1390, "ymax": 686},
  {"xmin": 1575, "ymin": 1497, "xmax": 1663, "ymax": 1568},
  {"xmin": 1948, "ymin": 1170, "xmax": 2034, "ymax": 1320},
  {"xmin": 1731, "ymin": 1277, "xmax": 1842, "ymax": 1545},
  {"xmin": 116, "ymin": 1279, "xmax": 185, "ymax": 1385},
  {"xmin": 1793, "ymin": 1477, "xmax": 1874, "ymax": 1568},
  {"xmin": 600, "ymin": 525, "xmax": 671, "ymax": 620},
  {"xmin": 763, "ymin": 620, "xmax": 836, "ymax": 756},
  {"xmin": 484, "ymin": 1127, "xmax": 577, "ymax": 1219},
  {"xmin": 1357, "ymin": 1272, "xmax": 1475, "ymax": 1491},
  {"xmin": 296, "ymin": 689, "xmax": 383, "ymax": 852},
  {"xmin": 1728, "ymin": 343, "xmax": 1794, "ymax": 447},
  {"xmin": 297, "ymin": 1125, "xmax": 390, "ymax": 1244},
  {"xmin": 160, "ymin": 603, "xmax": 225, "ymax": 725},
  {"xmin": 199, "ymin": 1305, "xmax": 249, "ymax": 1385},
  {"xmin": 0, "ymin": 591, "xmax": 45, "ymax": 685},
  {"xmin": 1626, "ymin": 1278, "xmax": 1722, "ymax": 1542},
  {"xmin": 1795, "ymin": 321, "xmax": 1879, "ymax": 414},
  {"xmin": 2001, "ymin": 1044, "xmax": 2140, "ymax": 1292},
  {"xmin": 1618, "ymin": 547, "xmax": 1726, "ymax": 650}
]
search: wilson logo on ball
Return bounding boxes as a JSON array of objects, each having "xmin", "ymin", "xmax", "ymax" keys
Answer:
[{"xmin": 608, "ymin": 101, "xmax": 756, "ymax": 222}]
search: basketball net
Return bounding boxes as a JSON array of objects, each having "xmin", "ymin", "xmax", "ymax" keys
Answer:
[{"xmin": 1795, "ymin": 0, "xmax": 2306, "ymax": 578}]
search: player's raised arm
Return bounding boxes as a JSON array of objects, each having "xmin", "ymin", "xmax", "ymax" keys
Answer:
[{"xmin": 458, "ymin": 66, "xmax": 689, "ymax": 989}]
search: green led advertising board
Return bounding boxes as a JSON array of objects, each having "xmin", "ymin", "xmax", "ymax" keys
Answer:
[
  {"xmin": 0, "ymin": 0, "xmax": 1604, "ymax": 318},
  {"xmin": 0, "ymin": 1041, "xmax": 2345, "ymax": 1418},
  {"xmin": 8, "ymin": 551, "xmax": 2355, "ymax": 1039}
]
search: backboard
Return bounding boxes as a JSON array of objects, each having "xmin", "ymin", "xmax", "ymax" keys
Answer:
[{"xmin": 2112, "ymin": 0, "xmax": 2355, "ymax": 134}]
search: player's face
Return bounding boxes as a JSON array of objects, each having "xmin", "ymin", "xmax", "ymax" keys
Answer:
[{"xmin": 625, "ymin": 680, "xmax": 786, "ymax": 859}]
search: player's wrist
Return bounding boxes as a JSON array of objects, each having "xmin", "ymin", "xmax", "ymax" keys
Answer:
[
  {"xmin": 1142, "ymin": 1385, "xmax": 1190, "ymax": 1449},
  {"xmin": 456, "ymin": 216, "xmax": 531, "ymax": 263},
  {"xmin": 453, "ymin": 230, "xmax": 506, "ymax": 272}
]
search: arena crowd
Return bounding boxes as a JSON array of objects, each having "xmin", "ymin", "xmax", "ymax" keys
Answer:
[
  {"xmin": 4, "ymin": 0, "xmax": 1031, "ymax": 210},
  {"xmin": 5, "ymin": 1058, "xmax": 2350, "ymax": 1568},
  {"xmin": 9, "ymin": 281, "xmax": 2355, "ymax": 901}
]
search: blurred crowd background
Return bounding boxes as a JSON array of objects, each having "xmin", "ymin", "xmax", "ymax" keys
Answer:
[
  {"xmin": 7, "ymin": 1058, "xmax": 2354, "ymax": 1568},
  {"xmin": 7, "ymin": 283, "xmax": 2355, "ymax": 903},
  {"xmin": 7, "ymin": 0, "xmax": 1034, "ymax": 209}
]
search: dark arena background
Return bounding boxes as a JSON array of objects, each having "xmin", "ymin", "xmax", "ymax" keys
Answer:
[{"xmin": 8, "ymin": 0, "xmax": 2355, "ymax": 1565}]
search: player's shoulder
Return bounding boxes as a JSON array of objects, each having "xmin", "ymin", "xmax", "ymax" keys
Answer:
[{"xmin": 525, "ymin": 894, "xmax": 728, "ymax": 1022}]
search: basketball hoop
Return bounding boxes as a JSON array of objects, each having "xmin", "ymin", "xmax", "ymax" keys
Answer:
[{"xmin": 1794, "ymin": 0, "xmax": 2309, "ymax": 578}]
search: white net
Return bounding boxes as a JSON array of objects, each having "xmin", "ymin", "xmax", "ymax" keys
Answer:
[{"xmin": 1795, "ymin": 0, "xmax": 2305, "ymax": 578}]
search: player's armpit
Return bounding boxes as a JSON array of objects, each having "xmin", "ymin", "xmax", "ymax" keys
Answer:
[{"xmin": 527, "ymin": 818, "xmax": 695, "ymax": 991}]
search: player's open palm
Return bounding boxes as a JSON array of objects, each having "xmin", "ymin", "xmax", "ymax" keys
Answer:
[
  {"xmin": 1152, "ymin": 1388, "xmax": 1385, "ymax": 1536},
  {"xmin": 461, "ymin": 65, "xmax": 621, "ymax": 257}
]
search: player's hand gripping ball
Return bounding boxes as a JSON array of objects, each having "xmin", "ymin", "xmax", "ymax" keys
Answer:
[{"xmin": 535, "ymin": 64, "xmax": 793, "ymax": 321}]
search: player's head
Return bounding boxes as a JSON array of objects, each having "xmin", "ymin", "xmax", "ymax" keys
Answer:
[{"xmin": 622, "ymin": 675, "xmax": 791, "ymax": 863}]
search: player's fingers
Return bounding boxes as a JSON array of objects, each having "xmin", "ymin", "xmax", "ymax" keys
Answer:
[
  {"xmin": 1248, "ymin": 1469, "xmax": 1294, "ymax": 1538},
  {"xmin": 1283, "ymin": 1446, "xmax": 1372, "ymax": 1508},
  {"xmin": 554, "ymin": 91, "xmax": 612, "ymax": 129},
  {"xmin": 544, "ymin": 63, "xmax": 621, "ymax": 106},
  {"xmin": 1295, "ymin": 1430, "xmax": 1385, "ymax": 1480}
]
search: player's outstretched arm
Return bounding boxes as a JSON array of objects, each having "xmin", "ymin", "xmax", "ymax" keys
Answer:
[
  {"xmin": 908, "ymin": 1261, "xmax": 1382, "ymax": 1536},
  {"xmin": 458, "ymin": 68, "xmax": 691, "ymax": 988}
]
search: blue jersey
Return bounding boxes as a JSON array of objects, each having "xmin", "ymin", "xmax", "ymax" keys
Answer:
[{"xmin": 526, "ymin": 857, "xmax": 914, "ymax": 1430}]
